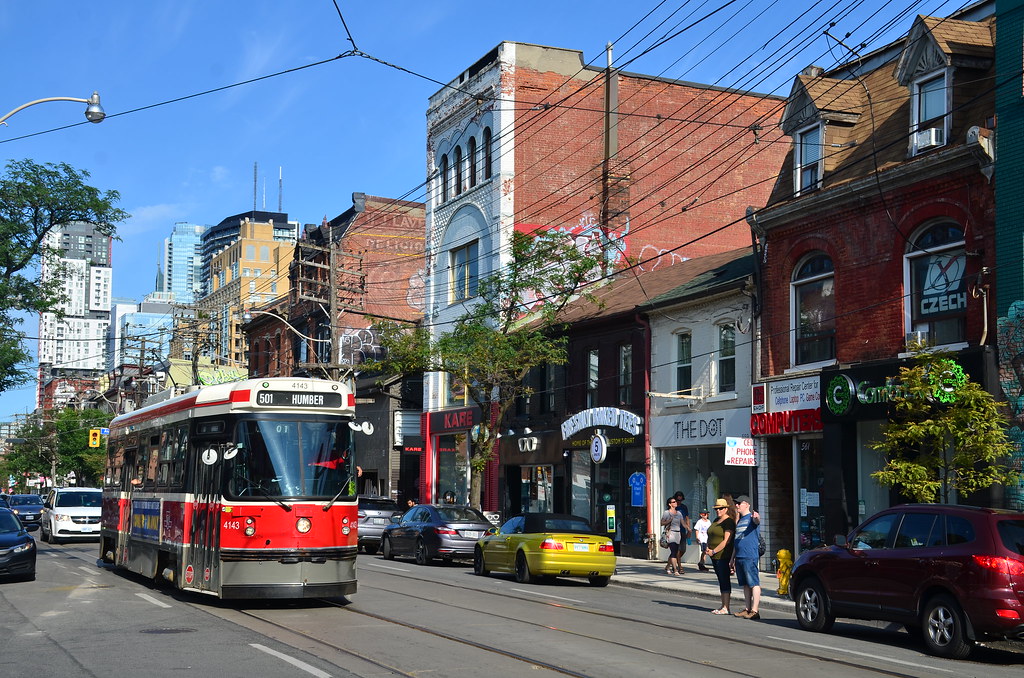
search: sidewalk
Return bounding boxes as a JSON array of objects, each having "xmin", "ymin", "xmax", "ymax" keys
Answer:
[{"xmin": 612, "ymin": 556, "xmax": 796, "ymax": 613}]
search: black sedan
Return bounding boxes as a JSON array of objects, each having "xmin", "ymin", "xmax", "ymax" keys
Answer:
[
  {"xmin": 381, "ymin": 504, "xmax": 493, "ymax": 565},
  {"xmin": 7, "ymin": 494, "xmax": 44, "ymax": 528},
  {"xmin": 0, "ymin": 508, "xmax": 36, "ymax": 581}
]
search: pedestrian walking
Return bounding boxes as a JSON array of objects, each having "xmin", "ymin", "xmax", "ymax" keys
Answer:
[
  {"xmin": 705, "ymin": 497, "xmax": 736, "ymax": 614},
  {"xmin": 732, "ymin": 495, "xmax": 762, "ymax": 620},
  {"xmin": 693, "ymin": 508, "xmax": 711, "ymax": 571},
  {"xmin": 660, "ymin": 497, "xmax": 685, "ymax": 576}
]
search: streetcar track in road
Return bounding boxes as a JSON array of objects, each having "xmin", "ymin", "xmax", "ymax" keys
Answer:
[{"xmin": 354, "ymin": 564, "xmax": 957, "ymax": 678}]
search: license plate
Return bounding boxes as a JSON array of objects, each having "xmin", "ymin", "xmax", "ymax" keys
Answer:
[
  {"xmin": 372, "ymin": 518, "xmax": 386, "ymax": 525},
  {"xmin": 573, "ymin": 543, "xmax": 589, "ymax": 552},
  {"xmin": 83, "ymin": 526, "xmax": 98, "ymax": 532},
  {"xmin": 462, "ymin": 531, "xmax": 481, "ymax": 539}
]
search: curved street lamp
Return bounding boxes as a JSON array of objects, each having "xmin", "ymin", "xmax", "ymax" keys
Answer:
[{"xmin": 0, "ymin": 91, "xmax": 105, "ymax": 127}]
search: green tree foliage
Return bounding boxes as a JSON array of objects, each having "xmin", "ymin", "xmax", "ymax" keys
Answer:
[
  {"xmin": 1, "ymin": 408, "xmax": 111, "ymax": 490},
  {"xmin": 871, "ymin": 346, "xmax": 1020, "ymax": 503},
  {"xmin": 371, "ymin": 230, "xmax": 605, "ymax": 508},
  {"xmin": 0, "ymin": 159, "xmax": 128, "ymax": 390}
]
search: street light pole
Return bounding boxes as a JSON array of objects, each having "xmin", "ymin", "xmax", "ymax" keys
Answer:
[{"xmin": 0, "ymin": 91, "xmax": 105, "ymax": 127}]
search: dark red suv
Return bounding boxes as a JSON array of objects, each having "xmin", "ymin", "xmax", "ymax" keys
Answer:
[{"xmin": 790, "ymin": 504, "xmax": 1024, "ymax": 658}]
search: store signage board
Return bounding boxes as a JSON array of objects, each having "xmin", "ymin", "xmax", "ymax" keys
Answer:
[{"xmin": 724, "ymin": 436, "xmax": 757, "ymax": 466}]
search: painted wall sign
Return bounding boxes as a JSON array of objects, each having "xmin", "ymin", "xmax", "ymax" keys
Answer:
[{"xmin": 562, "ymin": 407, "xmax": 642, "ymax": 439}]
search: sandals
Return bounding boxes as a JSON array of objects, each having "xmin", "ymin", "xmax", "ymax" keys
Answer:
[{"xmin": 710, "ymin": 608, "xmax": 731, "ymax": 615}]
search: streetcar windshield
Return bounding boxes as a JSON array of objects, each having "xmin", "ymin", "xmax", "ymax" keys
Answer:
[{"xmin": 228, "ymin": 419, "xmax": 355, "ymax": 500}]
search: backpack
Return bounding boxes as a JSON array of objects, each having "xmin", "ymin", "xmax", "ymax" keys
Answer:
[{"xmin": 758, "ymin": 532, "xmax": 767, "ymax": 557}]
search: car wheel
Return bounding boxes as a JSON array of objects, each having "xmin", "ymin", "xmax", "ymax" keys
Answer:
[
  {"xmin": 589, "ymin": 575, "xmax": 610, "ymax": 587},
  {"xmin": 922, "ymin": 594, "xmax": 971, "ymax": 659},
  {"xmin": 381, "ymin": 535, "xmax": 394, "ymax": 560},
  {"xmin": 364, "ymin": 543, "xmax": 379, "ymax": 556},
  {"xmin": 473, "ymin": 547, "xmax": 490, "ymax": 576},
  {"xmin": 414, "ymin": 538, "xmax": 432, "ymax": 566},
  {"xmin": 514, "ymin": 551, "xmax": 534, "ymax": 584},
  {"xmin": 795, "ymin": 577, "xmax": 835, "ymax": 633},
  {"xmin": 41, "ymin": 524, "xmax": 50, "ymax": 543}
]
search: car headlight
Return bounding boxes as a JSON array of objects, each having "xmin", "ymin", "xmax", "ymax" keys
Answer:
[
  {"xmin": 12, "ymin": 508, "xmax": 20, "ymax": 514},
  {"xmin": 55, "ymin": 513, "xmax": 73, "ymax": 522},
  {"xmin": 13, "ymin": 542, "xmax": 34, "ymax": 553}
]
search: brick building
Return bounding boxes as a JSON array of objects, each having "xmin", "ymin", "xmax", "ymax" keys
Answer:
[
  {"xmin": 421, "ymin": 41, "xmax": 788, "ymax": 513},
  {"xmin": 244, "ymin": 193, "xmax": 425, "ymax": 499},
  {"xmin": 750, "ymin": 3, "xmax": 1000, "ymax": 553}
]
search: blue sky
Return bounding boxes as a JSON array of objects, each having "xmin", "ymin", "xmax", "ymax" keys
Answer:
[{"xmin": 0, "ymin": 0, "xmax": 969, "ymax": 419}]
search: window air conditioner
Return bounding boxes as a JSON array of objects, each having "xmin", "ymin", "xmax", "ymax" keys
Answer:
[
  {"xmin": 915, "ymin": 127, "xmax": 944, "ymax": 150},
  {"xmin": 905, "ymin": 330, "xmax": 930, "ymax": 347}
]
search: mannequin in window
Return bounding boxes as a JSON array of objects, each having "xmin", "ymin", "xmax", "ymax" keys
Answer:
[{"xmin": 705, "ymin": 471, "xmax": 719, "ymax": 508}]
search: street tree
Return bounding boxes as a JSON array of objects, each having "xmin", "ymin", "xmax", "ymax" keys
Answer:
[
  {"xmin": 0, "ymin": 159, "xmax": 128, "ymax": 390},
  {"xmin": 871, "ymin": 346, "xmax": 1021, "ymax": 503},
  {"xmin": 2, "ymin": 408, "xmax": 111, "ymax": 489},
  {"xmin": 371, "ymin": 230, "xmax": 605, "ymax": 509}
]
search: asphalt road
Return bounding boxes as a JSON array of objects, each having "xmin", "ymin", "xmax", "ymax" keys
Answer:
[{"xmin": 2, "ymin": 541, "xmax": 1021, "ymax": 678}]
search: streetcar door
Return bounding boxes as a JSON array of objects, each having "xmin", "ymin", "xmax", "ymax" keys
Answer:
[
  {"xmin": 115, "ymin": 447, "xmax": 139, "ymax": 566},
  {"xmin": 187, "ymin": 443, "xmax": 224, "ymax": 593}
]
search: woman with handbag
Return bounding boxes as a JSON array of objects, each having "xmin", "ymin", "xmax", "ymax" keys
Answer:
[{"xmin": 660, "ymin": 496, "xmax": 685, "ymax": 575}]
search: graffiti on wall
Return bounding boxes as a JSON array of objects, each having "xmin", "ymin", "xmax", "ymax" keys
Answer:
[{"xmin": 996, "ymin": 299, "xmax": 1024, "ymax": 510}]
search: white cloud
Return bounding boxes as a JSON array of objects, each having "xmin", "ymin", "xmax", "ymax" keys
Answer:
[{"xmin": 120, "ymin": 203, "xmax": 187, "ymax": 238}]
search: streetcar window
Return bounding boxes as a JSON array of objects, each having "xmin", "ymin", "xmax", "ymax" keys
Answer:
[
  {"xmin": 171, "ymin": 426, "xmax": 189, "ymax": 488},
  {"xmin": 227, "ymin": 419, "xmax": 353, "ymax": 500},
  {"xmin": 195, "ymin": 421, "xmax": 225, "ymax": 437}
]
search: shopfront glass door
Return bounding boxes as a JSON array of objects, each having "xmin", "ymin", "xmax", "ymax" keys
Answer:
[
  {"xmin": 798, "ymin": 438, "xmax": 827, "ymax": 552},
  {"xmin": 519, "ymin": 465, "xmax": 554, "ymax": 513}
]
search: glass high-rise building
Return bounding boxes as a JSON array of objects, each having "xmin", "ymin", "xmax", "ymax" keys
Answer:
[{"xmin": 162, "ymin": 222, "xmax": 208, "ymax": 304}]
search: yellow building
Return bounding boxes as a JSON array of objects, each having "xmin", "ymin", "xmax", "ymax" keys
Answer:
[{"xmin": 200, "ymin": 217, "xmax": 296, "ymax": 367}]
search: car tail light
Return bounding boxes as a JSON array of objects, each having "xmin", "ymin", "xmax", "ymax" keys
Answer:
[
  {"xmin": 973, "ymin": 555, "xmax": 1024, "ymax": 576},
  {"xmin": 598, "ymin": 543, "xmax": 614, "ymax": 552},
  {"xmin": 540, "ymin": 538, "xmax": 564, "ymax": 550},
  {"xmin": 357, "ymin": 511, "xmax": 365, "ymax": 519},
  {"xmin": 434, "ymin": 526, "xmax": 458, "ymax": 535},
  {"xmin": 995, "ymin": 609, "xmax": 1021, "ymax": 620}
]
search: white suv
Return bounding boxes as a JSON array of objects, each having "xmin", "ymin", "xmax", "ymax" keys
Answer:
[{"xmin": 41, "ymin": 488, "xmax": 102, "ymax": 544}]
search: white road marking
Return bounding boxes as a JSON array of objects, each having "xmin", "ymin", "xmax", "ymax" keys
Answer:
[
  {"xmin": 361, "ymin": 563, "xmax": 411, "ymax": 573},
  {"xmin": 510, "ymin": 588, "xmax": 583, "ymax": 603},
  {"xmin": 250, "ymin": 643, "xmax": 331, "ymax": 678},
  {"xmin": 136, "ymin": 593, "xmax": 172, "ymax": 608},
  {"xmin": 767, "ymin": 636, "xmax": 956, "ymax": 673},
  {"xmin": 78, "ymin": 566, "xmax": 96, "ymax": 575}
]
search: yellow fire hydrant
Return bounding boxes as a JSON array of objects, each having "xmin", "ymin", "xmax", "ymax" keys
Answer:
[{"xmin": 776, "ymin": 549, "xmax": 793, "ymax": 596}]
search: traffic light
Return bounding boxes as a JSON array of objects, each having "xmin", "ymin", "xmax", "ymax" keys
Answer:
[{"xmin": 88, "ymin": 429, "xmax": 101, "ymax": 448}]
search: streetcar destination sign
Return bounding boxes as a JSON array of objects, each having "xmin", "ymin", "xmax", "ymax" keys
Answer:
[{"xmin": 256, "ymin": 391, "xmax": 342, "ymax": 408}]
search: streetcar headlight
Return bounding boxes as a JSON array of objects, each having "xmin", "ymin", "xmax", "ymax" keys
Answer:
[
  {"xmin": 341, "ymin": 526, "xmax": 351, "ymax": 535},
  {"xmin": 244, "ymin": 526, "xmax": 256, "ymax": 536},
  {"xmin": 342, "ymin": 517, "xmax": 350, "ymax": 525},
  {"xmin": 296, "ymin": 517, "xmax": 312, "ymax": 533}
]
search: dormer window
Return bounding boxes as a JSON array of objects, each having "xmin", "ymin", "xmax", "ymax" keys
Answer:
[
  {"xmin": 912, "ymin": 72, "xmax": 947, "ymax": 153},
  {"xmin": 795, "ymin": 124, "xmax": 822, "ymax": 195}
]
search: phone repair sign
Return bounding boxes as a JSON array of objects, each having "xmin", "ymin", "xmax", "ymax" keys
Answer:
[{"xmin": 724, "ymin": 437, "xmax": 757, "ymax": 466}]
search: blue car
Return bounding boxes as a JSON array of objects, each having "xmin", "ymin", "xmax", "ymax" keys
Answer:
[{"xmin": 0, "ymin": 508, "xmax": 36, "ymax": 581}]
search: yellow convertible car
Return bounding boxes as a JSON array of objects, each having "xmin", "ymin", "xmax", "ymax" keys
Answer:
[{"xmin": 473, "ymin": 512, "xmax": 616, "ymax": 586}]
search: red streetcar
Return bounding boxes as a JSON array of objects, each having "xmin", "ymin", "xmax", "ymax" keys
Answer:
[{"xmin": 102, "ymin": 377, "xmax": 362, "ymax": 599}]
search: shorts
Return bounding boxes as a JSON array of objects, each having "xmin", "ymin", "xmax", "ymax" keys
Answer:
[
  {"xmin": 667, "ymin": 537, "xmax": 685, "ymax": 559},
  {"xmin": 735, "ymin": 557, "xmax": 760, "ymax": 587}
]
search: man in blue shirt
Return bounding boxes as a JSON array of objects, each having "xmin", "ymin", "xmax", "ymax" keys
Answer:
[{"xmin": 732, "ymin": 495, "xmax": 761, "ymax": 619}]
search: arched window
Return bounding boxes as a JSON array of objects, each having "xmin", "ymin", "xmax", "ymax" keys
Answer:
[
  {"xmin": 792, "ymin": 253, "xmax": 835, "ymax": 365},
  {"xmin": 439, "ymin": 154, "xmax": 449, "ymax": 202},
  {"xmin": 467, "ymin": 137, "xmax": 477, "ymax": 188},
  {"xmin": 453, "ymin": 146, "xmax": 464, "ymax": 196},
  {"xmin": 906, "ymin": 223, "xmax": 965, "ymax": 345},
  {"xmin": 483, "ymin": 128, "xmax": 493, "ymax": 180}
]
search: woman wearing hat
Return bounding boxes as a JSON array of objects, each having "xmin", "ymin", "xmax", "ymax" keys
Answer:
[{"xmin": 705, "ymin": 497, "xmax": 736, "ymax": 614}]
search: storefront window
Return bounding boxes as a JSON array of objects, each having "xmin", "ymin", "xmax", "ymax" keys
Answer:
[
  {"xmin": 658, "ymin": 446, "xmax": 750, "ymax": 515},
  {"xmin": 436, "ymin": 434, "xmax": 469, "ymax": 504},
  {"xmin": 857, "ymin": 421, "xmax": 889, "ymax": 521},
  {"xmin": 798, "ymin": 438, "xmax": 827, "ymax": 552},
  {"xmin": 570, "ymin": 450, "xmax": 592, "ymax": 518}
]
